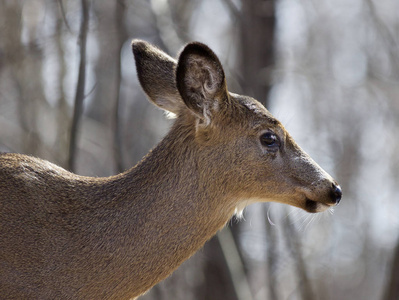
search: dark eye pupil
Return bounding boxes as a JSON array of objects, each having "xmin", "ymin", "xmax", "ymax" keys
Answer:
[{"xmin": 260, "ymin": 132, "xmax": 277, "ymax": 147}]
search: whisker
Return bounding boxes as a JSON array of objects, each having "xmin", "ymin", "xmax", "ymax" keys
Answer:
[
  {"xmin": 267, "ymin": 206, "xmax": 276, "ymax": 226},
  {"xmin": 286, "ymin": 207, "xmax": 301, "ymax": 219},
  {"xmin": 287, "ymin": 211, "xmax": 309, "ymax": 229},
  {"xmin": 285, "ymin": 207, "xmax": 305, "ymax": 226},
  {"xmin": 303, "ymin": 215, "xmax": 313, "ymax": 232},
  {"xmin": 303, "ymin": 214, "xmax": 319, "ymax": 232},
  {"xmin": 298, "ymin": 213, "xmax": 313, "ymax": 231}
]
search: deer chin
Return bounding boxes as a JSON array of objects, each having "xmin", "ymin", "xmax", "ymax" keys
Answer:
[
  {"xmin": 304, "ymin": 198, "xmax": 331, "ymax": 213},
  {"xmin": 288, "ymin": 196, "xmax": 333, "ymax": 213},
  {"xmin": 233, "ymin": 195, "xmax": 333, "ymax": 216}
]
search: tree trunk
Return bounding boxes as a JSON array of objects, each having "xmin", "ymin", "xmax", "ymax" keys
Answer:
[
  {"xmin": 240, "ymin": 0, "xmax": 276, "ymax": 106},
  {"xmin": 384, "ymin": 239, "xmax": 399, "ymax": 300}
]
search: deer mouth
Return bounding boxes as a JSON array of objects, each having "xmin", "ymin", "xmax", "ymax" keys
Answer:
[{"xmin": 305, "ymin": 198, "xmax": 331, "ymax": 213}]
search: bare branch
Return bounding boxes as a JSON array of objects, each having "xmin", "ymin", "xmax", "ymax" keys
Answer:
[
  {"xmin": 68, "ymin": 0, "xmax": 89, "ymax": 172},
  {"xmin": 217, "ymin": 227, "xmax": 254, "ymax": 300},
  {"xmin": 363, "ymin": 0, "xmax": 399, "ymax": 77},
  {"xmin": 220, "ymin": 0, "xmax": 241, "ymax": 20},
  {"xmin": 383, "ymin": 237, "xmax": 399, "ymax": 300},
  {"xmin": 150, "ymin": 0, "xmax": 185, "ymax": 53},
  {"xmin": 113, "ymin": 0, "xmax": 128, "ymax": 173},
  {"xmin": 264, "ymin": 205, "xmax": 279, "ymax": 300},
  {"xmin": 57, "ymin": 0, "xmax": 72, "ymax": 33},
  {"xmin": 282, "ymin": 213, "xmax": 315, "ymax": 300}
]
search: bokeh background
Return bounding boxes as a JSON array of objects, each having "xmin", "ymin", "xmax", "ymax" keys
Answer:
[{"xmin": 1, "ymin": 0, "xmax": 399, "ymax": 299}]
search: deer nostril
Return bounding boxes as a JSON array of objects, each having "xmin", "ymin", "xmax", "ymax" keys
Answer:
[{"xmin": 331, "ymin": 183, "xmax": 342, "ymax": 204}]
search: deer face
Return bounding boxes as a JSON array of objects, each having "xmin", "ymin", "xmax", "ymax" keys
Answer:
[
  {"xmin": 201, "ymin": 92, "xmax": 342, "ymax": 213},
  {"xmin": 132, "ymin": 40, "xmax": 342, "ymax": 213}
]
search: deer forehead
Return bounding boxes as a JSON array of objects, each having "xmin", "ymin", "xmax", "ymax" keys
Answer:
[{"xmin": 229, "ymin": 93, "xmax": 280, "ymax": 129}]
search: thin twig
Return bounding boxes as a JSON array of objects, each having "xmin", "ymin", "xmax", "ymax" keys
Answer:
[
  {"xmin": 220, "ymin": 0, "xmax": 241, "ymax": 20},
  {"xmin": 282, "ymin": 213, "xmax": 315, "ymax": 300},
  {"xmin": 363, "ymin": 0, "xmax": 399, "ymax": 76},
  {"xmin": 68, "ymin": 0, "xmax": 89, "ymax": 172},
  {"xmin": 113, "ymin": 0, "xmax": 128, "ymax": 173},
  {"xmin": 150, "ymin": 0, "xmax": 185, "ymax": 53},
  {"xmin": 217, "ymin": 227, "xmax": 254, "ymax": 300},
  {"xmin": 57, "ymin": 0, "xmax": 72, "ymax": 34},
  {"xmin": 264, "ymin": 204, "xmax": 279, "ymax": 300},
  {"xmin": 383, "ymin": 236, "xmax": 399, "ymax": 300}
]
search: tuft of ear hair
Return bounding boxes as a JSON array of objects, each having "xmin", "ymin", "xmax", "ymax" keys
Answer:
[{"xmin": 176, "ymin": 42, "xmax": 229, "ymax": 124}]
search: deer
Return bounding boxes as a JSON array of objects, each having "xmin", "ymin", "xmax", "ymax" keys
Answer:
[{"xmin": 0, "ymin": 40, "xmax": 342, "ymax": 299}]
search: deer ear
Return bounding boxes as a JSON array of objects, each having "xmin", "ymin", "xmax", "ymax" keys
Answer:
[
  {"xmin": 176, "ymin": 42, "xmax": 229, "ymax": 124},
  {"xmin": 132, "ymin": 40, "xmax": 184, "ymax": 115}
]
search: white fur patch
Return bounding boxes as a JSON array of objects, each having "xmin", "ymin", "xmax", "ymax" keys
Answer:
[
  {"xmin": 164, "ymin": 111, "xmax": 177, "ymax": 119},
  {"xmin": 234, "ymin": 199, "xmax": 258, "ymax": 218}
]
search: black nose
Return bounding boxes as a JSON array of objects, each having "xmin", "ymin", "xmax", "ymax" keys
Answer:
[{"xmin": 331, "ymin": 184, "xmax": 342, "ymax": 204}]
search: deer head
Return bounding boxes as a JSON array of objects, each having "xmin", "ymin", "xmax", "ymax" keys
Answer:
[{"xmin": 133, "ymin": 40, "xmax": 342, "ymax": 215}]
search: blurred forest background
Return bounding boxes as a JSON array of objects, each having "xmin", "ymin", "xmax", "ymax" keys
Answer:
[{"xmin": 1, "ymin": 0, "xmax": 399, "ymax": 299}]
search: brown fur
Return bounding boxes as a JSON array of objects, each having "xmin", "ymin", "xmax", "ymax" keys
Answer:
[{"xmin": 0, "ymin": 40, "xmax": 342, "ymax": 299}]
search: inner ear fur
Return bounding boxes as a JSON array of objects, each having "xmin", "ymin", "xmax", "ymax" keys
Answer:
[
  {"xmin": 132, "ymin": 39, "xmax": 183, "ymax": 114},
  {"xmin": 176, "ymin": 42, "xmax": 229, "ymax": 121}
]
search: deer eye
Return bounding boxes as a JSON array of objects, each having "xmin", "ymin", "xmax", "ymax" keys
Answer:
[{"xmin": 260, "ymin": 132, "xmax": 279, "ymax": 148}]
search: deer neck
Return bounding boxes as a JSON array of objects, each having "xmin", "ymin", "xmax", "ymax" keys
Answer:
[
  {"xmin": 123, "ymin": 121, "xmax": 234, "ymax": 234},
  {"xmin": 107, "ymin": 121, "xmax": 234, "ymax": 294}
]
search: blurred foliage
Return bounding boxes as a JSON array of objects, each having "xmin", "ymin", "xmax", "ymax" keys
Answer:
[{"xmin": 0, "ymin": 0, "xmax": 399, "ymax": 299}]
